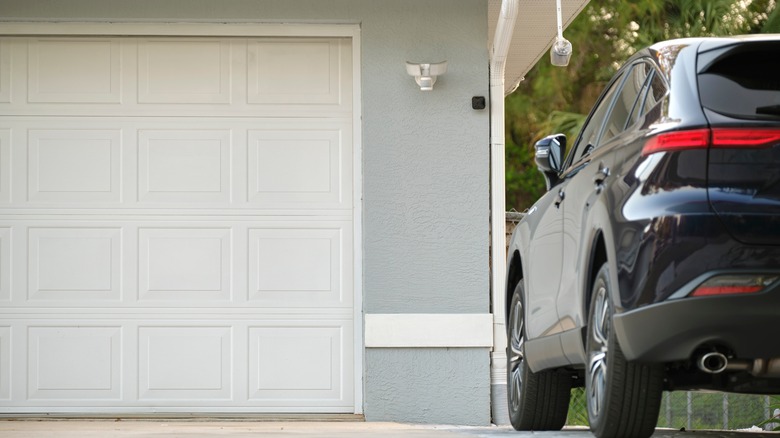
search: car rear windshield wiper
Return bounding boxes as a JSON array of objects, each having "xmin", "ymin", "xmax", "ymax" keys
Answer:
[{"xmin": 756, "ymin": 104, "xmax": 780, "ymax": 116}]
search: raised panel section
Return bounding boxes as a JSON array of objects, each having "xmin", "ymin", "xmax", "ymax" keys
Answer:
[
  {"xmin": 248, "ymin": 227, "xmax": 346, "ymax": 306},
  {"xmin": 139, "ymin": 228, "xmax": 231, "ymax": 301},
  {"xmin": 0, "ymin": 40, "xmax": 9, "ymax": 103},
  {"xmin": 0, "ymin": 228, "xmax": 9, "ymax": 302},
  {"xmin": 0, "ymin": 327, "xmax": 9, "ymax": 400},
  {"xmin": 138, "ymin": 39, "xmax": 230, "ymax": 104},
  {"xmin": 138, "ymin": 130, "xmax": 230, "ymax": 203},
  {"xmin": 28, "ymin": 228, "xmax": 121, "ymax": 301},
  {"xmin": 28, "ymin": 129, "xmax": 121, "ymax": 202},
  {"xmin": 139, "ymin": 326, "xmax": 232, "ymax": 400},
  {"xmin": 0, "ymin": 129, "xmax": 9, "ymax": 203},
  {"xmin": 247, "ymin": 39, "xmax": 341, "ymax": 105},
  {"xmin": 248, "ymin": 126, "xmax": 349, "ymax": 207},
  {"xmin": 249, "ymin": 324, "xmax": 350, "ymax": 404},
  {"xmin": 27, "ymin": 39, "xmax": 120, "ymax": 103},
  {"xmin": 28, "ymin": 326, "xmax": 121, "ymax": 400}
]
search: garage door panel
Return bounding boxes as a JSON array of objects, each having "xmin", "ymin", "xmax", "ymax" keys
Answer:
[
  {"xmin": 27, "ymin": 326, "xmax": 122, "ymax": 400},
  {"xmin": 0, "ymin": 316, "xmax": 353, "ymax": 409},
  {"xmin": 1, "ymin": 37, "xmax": 351, "ymax": 117},
  {"xmin": 0, "ymin": 228, "xmax": 8, "ymax": 303},
  {"xmin": 28, "ymin": 227, "xmax": 122, "ymax": 302},
  {"xmin": 27, "ymin": 129, "xmax": 122, "ymax": 203},
  {"xmin": 0, "ymin": 129, "xmax": 9, "ymax": 203},
  {"xmin": 8, "ymin": 118, "xmax": 350, "ymax": 210},
  {"xmin": 248, "ymin": 322, "xmax": 352, "ymax": 404},
  {"xmin": 4, "ymin": 220, "xmax": 351, "ymax": 309},
  {"xmin": 139, "ymin": 326, "xmax": 232, "ymax": 400},
  {"xmin": 139, "ymin": 228, "xmax": 232, "ymax": 302},
  {"xmin": 248, "ymin": 123, "xmax": 351, "ymax": 208},
  {"xmin": 247, "ymin": 39, "xmax": 345, "ymax": 106},
  {"xmin": 0, "ymin": 40, "xmax": 9, "ymax": 103},
  {"xmin": 248, "ymin": 226, "xmax": 349, "ymax": 307},
  {"xmin": 0, "ymin": 326, "xmax": 9, "ymax": 400},
  {"xmin": 27, "ymin": 39, "xmax": 121, "ymax": 104},
  {"xmin": 138, "ymin": 39, "xmax": 231, "ymax": 104},
  {"xmin": 138, "ymin": 129, "xmax": 231, "ymax": 203}
]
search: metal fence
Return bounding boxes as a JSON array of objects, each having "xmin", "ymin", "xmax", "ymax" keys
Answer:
[{"xmin": 566, "ymin": 387, "xmax": 776, "ymax": 431}]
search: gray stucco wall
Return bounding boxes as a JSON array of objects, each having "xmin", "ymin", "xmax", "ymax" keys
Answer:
[
  {"xmin": 366, "ymin": 348, "xmax": 490, "ymax": 425},
  {"xmin": 0, "ymin": 0, "xmax": 491, "ymax": 424}
]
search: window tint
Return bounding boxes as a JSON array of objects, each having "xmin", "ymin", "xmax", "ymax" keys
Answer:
[
  {"xmin": 647, "ymin": 70, "xmax": 667, "ymax": 106},
  {"xmin": 698, "ymin": 42, "xmax": 780, "ymax": 119},
  {"xmin": 569, "ymin": 70, "xmax": 627, "ymax": 164},
  {"xmin": 601, "ymin": 62, "xmax": 652, "ymax": 143},
  {"xmin": 639, "ymin": 70, "xmax": 667, "ymax": 120},
  {"xmin": 626, "ymin": 77, "xmax": 650, "ymax": 129}
]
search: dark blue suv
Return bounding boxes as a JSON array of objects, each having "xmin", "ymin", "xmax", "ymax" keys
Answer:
[{"xmin": 505, "ymin": 36, "xmax": 780, "ymax": 438}]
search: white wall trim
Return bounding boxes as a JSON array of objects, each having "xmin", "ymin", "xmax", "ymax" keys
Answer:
[
  {"xmin": 350, "ymin": 26, "xmax": 364, "ymax": 416},
  {"xmin": 365, "ymin": 314, "xmax": 494, "ymax": 348},
  {"xmin": 0, "ymin": 22, "xmax": 359, "ymax": 38}
]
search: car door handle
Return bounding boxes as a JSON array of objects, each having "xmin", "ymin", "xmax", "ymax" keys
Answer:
[
  {"xmin": 554, "ymin": 189, "xmax": 565, "ymax": 208},
  {"xmin": 593, "ymin": 166, "xmax": 610, "ymax": 186}
]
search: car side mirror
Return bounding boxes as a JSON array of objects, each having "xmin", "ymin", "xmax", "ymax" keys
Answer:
[{"xmin": 534, "ymin": 134, "xmax": 566, "ymax": 189}]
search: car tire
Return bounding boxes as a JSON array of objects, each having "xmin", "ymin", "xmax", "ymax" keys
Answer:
[
  {"xmin": 586, "ymin": 263, "xmax": 663, "ymax": 438},
  {"xmin": 507, "ymin": 281, "xmax": 571, "ymax": 431}
]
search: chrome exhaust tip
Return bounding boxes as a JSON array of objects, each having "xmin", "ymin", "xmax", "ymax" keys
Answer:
[{"xmin": 698, "ymin": 352, "xmax": 728, "ymax": 374}]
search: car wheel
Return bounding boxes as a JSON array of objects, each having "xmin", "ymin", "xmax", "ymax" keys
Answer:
[
  {"xmin": 507, "ymin": 281, "xmax": 570, "ymax": 431},
  {"xmin": 586, "ymin": 263, "xmax": 663, "ymax": 438}
]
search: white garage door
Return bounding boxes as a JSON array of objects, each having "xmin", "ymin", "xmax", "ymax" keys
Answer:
[{"xmin": 0, "ymin": 34, "xmax": 356, "ymax": 413}]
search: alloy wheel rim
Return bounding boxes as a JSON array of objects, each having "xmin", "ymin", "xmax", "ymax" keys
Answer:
[
  {"xmin": 508, "ymin": 297, "xmax": 524, "ymax": 411},
  {"xmin": 588, "ymin": 285, "xmax": 609, "ymax": 418}
]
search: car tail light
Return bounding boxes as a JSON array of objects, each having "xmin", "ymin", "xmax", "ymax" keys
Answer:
[
  {"xmin": 690, "ymin": 275, "xmax": 778, "ymax": 297},
  {"xmin": 711, "ymin": 128, "xmax": 780, "ymax": 148},
  {"xmin": 642, "ymin": 128, "xmax": 780, "ymax": 156},
  {"xmin": 642, "ymin": 129, "xmax": 710, "ymax": 155}
]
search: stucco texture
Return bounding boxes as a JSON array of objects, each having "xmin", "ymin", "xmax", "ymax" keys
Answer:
[{"xmin": 365, "ymin": 348, "xmax": 490, "ymax": 425}]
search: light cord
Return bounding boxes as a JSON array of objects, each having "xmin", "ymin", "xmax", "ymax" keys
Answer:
[{"xmin": 556, "ymin": 0, "xmax": 563, "ymax": 40}]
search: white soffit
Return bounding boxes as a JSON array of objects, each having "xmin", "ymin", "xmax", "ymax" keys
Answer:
[{"xmin": 488, "ymin": 0, "xmax": 591, "ymax": 95}]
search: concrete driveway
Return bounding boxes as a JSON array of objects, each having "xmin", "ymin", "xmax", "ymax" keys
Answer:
[{"xmin": 0, "ymin": 421, "xmax": 775, "ymax": 438}]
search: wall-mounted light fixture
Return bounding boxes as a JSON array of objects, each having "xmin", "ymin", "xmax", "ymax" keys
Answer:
[{"xmin": 405, "ymin": 61, "xmax": 447, "ymax": 91}]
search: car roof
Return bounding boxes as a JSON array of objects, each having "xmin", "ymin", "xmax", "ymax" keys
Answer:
[
  {"xmin": 650, "ymin": 34, "xmax": 780, "ymax": 51},
  {"xmin": 626, "ymin": 34, "xmax": 780, "ymax": 65},
  {"xmin": 620, "ymin": 34, "xmax": 780, "ymax": 84}
]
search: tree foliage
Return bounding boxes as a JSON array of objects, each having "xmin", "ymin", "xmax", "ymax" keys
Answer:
[{"xmin": 505, "ymin": 0, "xmax": 778, "ymax": 210}]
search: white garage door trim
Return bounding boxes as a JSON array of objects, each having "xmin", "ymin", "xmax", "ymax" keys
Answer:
[
  {"xmin": 0, "ymin": 22, "xmax": 364, "ymax": 415},
  {"xmin": 0, "ymin": 22, "xmax": 359, "ymax": 38}
]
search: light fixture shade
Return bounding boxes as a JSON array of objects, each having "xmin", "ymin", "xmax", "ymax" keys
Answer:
[{"xmin": 417, "ymin": 76, "xmax": 435, "ymax": 91}]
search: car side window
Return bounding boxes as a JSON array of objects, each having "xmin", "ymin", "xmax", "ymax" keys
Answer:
[
  {"xmin": 601, "ymin": 62, "xmax": 650, "ymax": 144},
  {"xmin": 566, "ymin": 70, "xmax": 630, "ymax": 167},
  {"xmin": 625, "ymin": 76, "xmax": 651, "ymax": 129},
  {"xmin": 623, "ymin": 64, "xmax": 655, "ymax": 130},
  {"xmin": 639, "ymin": 69, "xmax": 668, "ymax": 119},
  {"xmin": 567, "ymin": 70, "xmax": 628, "ymax": 166}
]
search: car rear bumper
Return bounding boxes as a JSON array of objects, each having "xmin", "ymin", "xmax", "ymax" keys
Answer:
[{"xmin": 612, "ymin": 281, "xmax": 780, "ymax": 363}]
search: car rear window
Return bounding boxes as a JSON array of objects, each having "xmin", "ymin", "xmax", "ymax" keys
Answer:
[{"xmin": 697, "ymin": 42, "xmax": 780, "ymax": 120}]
